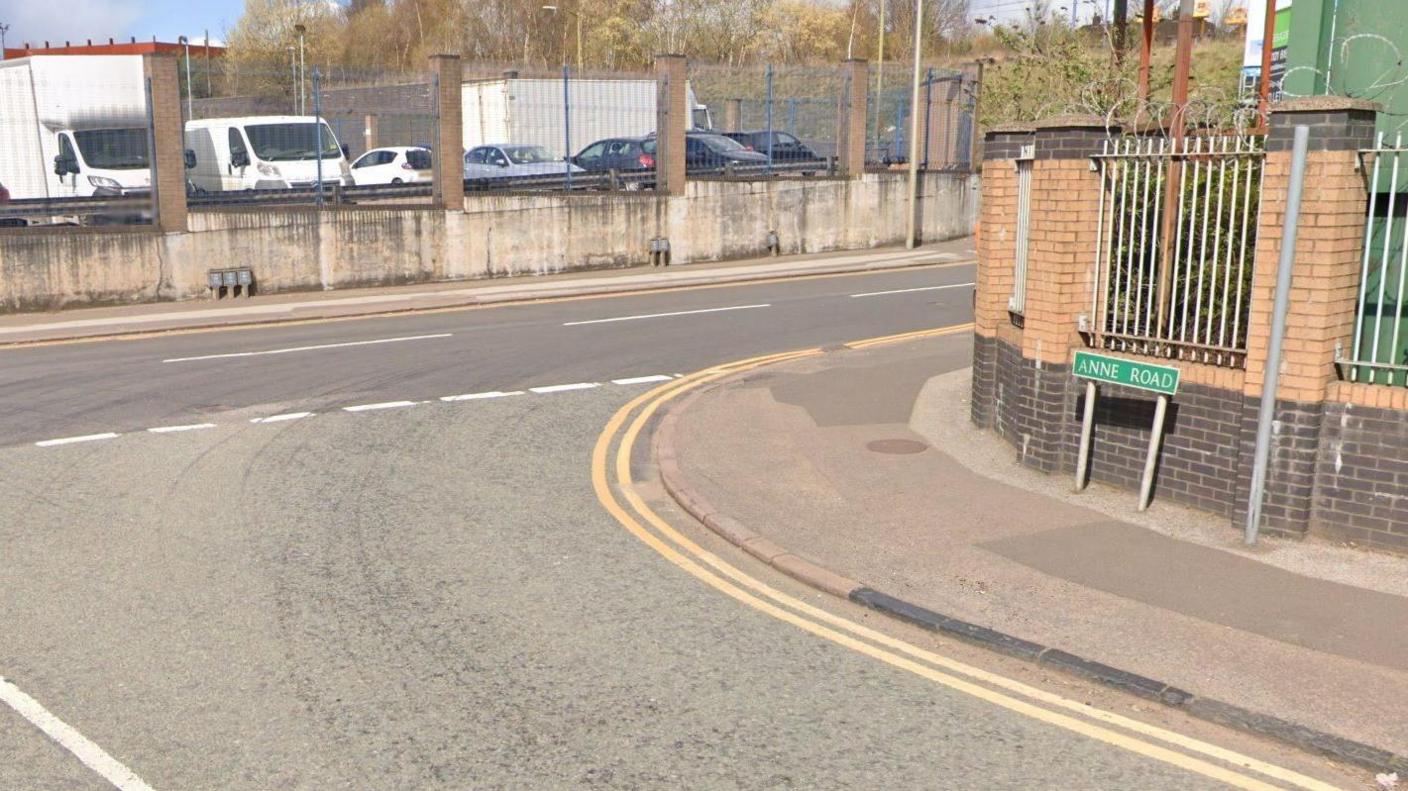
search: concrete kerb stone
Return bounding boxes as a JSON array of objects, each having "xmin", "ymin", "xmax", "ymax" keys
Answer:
[{"xmin": 650, "ymin": 346, "xmax": 1408, "ymax": 777}]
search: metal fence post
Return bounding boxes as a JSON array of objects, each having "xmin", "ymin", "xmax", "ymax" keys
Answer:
[
  {"xmin": 1245, "ymin": 124, "xmax": 1309, "ymax": 545},
  {"xmin": 922, "ymin": 68, "xmax": 933, "ymax": 170},
  {"xmin": 764, "ymin": 64, "xmax": 774, "ymax": 174},
  {"xmin": 563, "ymin": 64, "xmax": 572, "ymax": 192},
  {"xmin": 313, "ymin": 67, "xmax": 324, "ymax": 207}
]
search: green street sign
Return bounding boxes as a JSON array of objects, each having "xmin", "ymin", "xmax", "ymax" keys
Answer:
[{"xmin": 1073, "ymin": 351, "xmax": 1180, "ymax": 396}]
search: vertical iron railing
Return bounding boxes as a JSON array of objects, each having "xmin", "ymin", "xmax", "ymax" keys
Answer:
[
  {"xmin": 1089, "ymin": 135, "xmax": 1264, "ymax": 367},
  {"xmin": 1345, "ymin": 133, "xmax": 1408, "ymax": 385},
  {"xmin": 313, "ymin": 66, "xmax": 324, "ymax": 207}
]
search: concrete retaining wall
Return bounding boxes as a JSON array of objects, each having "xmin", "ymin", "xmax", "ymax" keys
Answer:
[{"xmin": 0, "ymin": 172, "xmax": 976, "ymax": 313}]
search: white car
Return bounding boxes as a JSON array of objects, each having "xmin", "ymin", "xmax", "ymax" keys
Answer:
[
  {"xmin": 463, "ymin": 144, "xmax": 583, "ymax": 184},
  {"xmin": 349, "ymin": 146, "xmax": 433, "ymax": 186}
]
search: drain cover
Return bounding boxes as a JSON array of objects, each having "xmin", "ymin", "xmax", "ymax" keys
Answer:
[{"xmin": 865, "ymin": 438, "xmax": 929, "ymax": 455}]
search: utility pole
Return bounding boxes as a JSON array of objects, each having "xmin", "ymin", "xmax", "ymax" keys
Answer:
[
  {"xmin": 1113, "ymin": 0, "xmax": 1128, "ymax": 62},
  {"xmin": 178, "ymin": 36, "xmax": 193, "ymax": 121},
  {"xmin": 1170, "ymin": 0, "xmax": 1195, "ymax": 136},
  {"xmin": 1155, "ymin": 0, "xmax": 1197, "ymax": 333},
  {"xmin": 295, "ymin": 23, "xmax": 307, "ymax": 115},
  {"xmin": 905, "ymin": 0, "xmax": 924, "ymax": 249},
  {"xmin": 1257, "ymin": 0, "xmax": 1277, "ymax": 123}
]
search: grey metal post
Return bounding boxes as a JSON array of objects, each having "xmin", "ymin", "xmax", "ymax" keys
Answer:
[
  {"xmin": 1138, "ymin": 395, "xmax": 1168, "ymax": 511},
  {"xmin": 1245, "ymin": 124, "xmax": 1310, "ymax": 545},
  {"xmin": 563, "ymin": 64, "xmax": 572, "ymax": 192},
  {"xmin": 313, "ymin": 67, "xmax": 324, "ymax": 207},
  {"xmin": 922, "ymin": 67, "xmax": 933, "ymax": 170},
  {"xmin": 764, "ymin": 64, "xmax": 774, "ymax": 174},
  {"xmin": 904, "ymin": 0, "xmax": 924, "ymax": 249},
  {"xmin": 1075, "ymin": 381, "xmax": 1097, "ymax": 491}
]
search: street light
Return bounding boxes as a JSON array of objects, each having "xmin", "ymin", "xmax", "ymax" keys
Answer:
[
  {"xmin": 294, "ymin": 23, "xmax": 306, "ymax": 115},
  {"xmin": 178, "ymin": 35, "xmax": 193, "ymax": 120},
  {"xmin": 541, "ymin": 4, "xmax": 582, "ymax": 72}
]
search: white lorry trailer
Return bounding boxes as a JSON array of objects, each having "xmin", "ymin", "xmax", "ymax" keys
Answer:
[
  {"xmin": 0, "ymin": 55, "xmax": 153, "ymax": 201},
  {"xmin": 461, "ymin": 78, "xmax": 712, "ymax": 160}
]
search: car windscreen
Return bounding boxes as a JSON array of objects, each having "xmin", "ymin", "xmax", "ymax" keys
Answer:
[
  {"xmin": 245, "ymin": 123, "xmax": 342, "ymax": 162},
  {"xmin": 698, "ymin": 135, "xmax": 746, "ymax": 153},
  {"xmin": 73, "ymin": 129, "xmax": 150, "ymax": 170},
  {"xmin": 405, "ymin": 149, "xmax": 432, "ymax": 169},
  {"xmin": 503, "ymin": 146, "xmax": 554, "ymax": 164}
]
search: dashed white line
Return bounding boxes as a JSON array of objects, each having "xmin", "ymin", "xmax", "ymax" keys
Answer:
[
  {"xmin": 250, "ymin": 412, "xmax": 315, "ymax": 424},
  {"xmin": 343, "ymin": 401, "xmax": 419, "ymax": 412},
  {"xmin": 562, "ymin": 304, "xmax": 771, "ymax": 326},
  {"xmin": 35, "ymin": 433, "xmax": 121, "ymax": 448},
  {"xmin": 162, "ymin": 333, "xmax": 453, "ymax": 363},
  {"xmin": 848, "ymin": 282, "xmax": 975, "ymax": 298},
  {"xmin": 530, "ymin": 382, "xmax": 600, "ymax": 394},
  {"xmin": 147, "ymin": 423, "xmax": 217, "ymax": 434},
  {"xmin": 440, "ymin": 390, "xmax": 525, "ymax": 402},
  {"xmin": 611, "ymin": 375, "xmax": 675, "ymax": 385},
  {"xmin": 0, "ymin": 677, "xmax": 157, "ymax": 791}
]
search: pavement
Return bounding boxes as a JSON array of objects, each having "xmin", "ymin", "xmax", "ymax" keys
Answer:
[
  {"xmin": 658, "ymin": 334, "xmax": 1408, "ymax": 776},
  {"xmin": 0, "ymin": 241, "xmax": 969, "ymax": 346}
]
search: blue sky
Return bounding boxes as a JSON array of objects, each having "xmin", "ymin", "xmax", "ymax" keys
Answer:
[{"xmin": 0, "ymin": 0, "xmax": 245, "ymax": 48}]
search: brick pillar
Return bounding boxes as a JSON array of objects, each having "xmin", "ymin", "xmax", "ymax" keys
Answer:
[
  {"xmin": 363, "ymin": 113, "xmax": 379, "ymax": 154},
  {"xmin": 1013, "ymin": 115, "xmax": 1112, "ymax": 471},
  {"xmin": 429, "ymin": 54, "xmax": 464, "ymax": 209},
  {"xmin": 142, "ymin": 53, "xmax": 187, "ymax": 233},
  {"xmin": 838, "ymin": 59, "xmax": 868, "ymax": 179},
  {"xmin": 724, "ymin": 99, "xmax": 741, "ymax": 133},
  {"xmin": 654, "ymin": 54, "xmax": 687, "ymax": 196},
  {"xmin": 971, "ymin": 124, "xmax": 1033, "ymax": 429},
  {"xmin": 1234, "ymin": 98, "xmax": 1379, "ymax": 536}
]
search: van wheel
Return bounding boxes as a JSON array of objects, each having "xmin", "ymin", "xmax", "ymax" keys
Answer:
[{"xmin": 392, "ymin": 178, "xmax": 403, "ymax": 184}]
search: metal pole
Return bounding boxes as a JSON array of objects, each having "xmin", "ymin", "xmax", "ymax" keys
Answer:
[
  {"xmin": 1245, "ymin": 125, "xmax": 1309, "ymax": 545},
  {"xmin": 1075, "ymin": 381, "xmax": 1097, "ymax": 491},
  {"xmin": 1138, "ymin": 395, "xmax": 1168, "ymax": 511},
  {"xmin": 575, "ymin": 8, "xmax": 582, "ymax": 73},
  {"xmin": 313, "ymin": 67, "xmax": 323, "ymax": 207},
  {"xmin": 298, "ymin": 31, "xmax": 306, "ymax": 116},
  {"xmin": 874, "ymin": 0, "xmax": 885, "ymax": 153},
  {"xmin": 905, "ymin": 0, "xmax": 924, "ymax": 250},
  {"xmin": 922, "ymin": 67, "xmax": 933, "ymax": 170},
  {"xmin": 290, "ymin": 48, "xmax": 297, "ymax": 114},
  {"xmin": 563, "ymin": 64, "xmax": 572, "ymax": 191},
  {"xmin": 181, "ymin": 37, "xmax": 193, "ymax": 121},
  {"xmin": 204, "ymin": 30, "xmax": 211, "ymax": 97},
  {"xmin": 765, "ymin": 64, "xmax": 774, "ymax": 174}
]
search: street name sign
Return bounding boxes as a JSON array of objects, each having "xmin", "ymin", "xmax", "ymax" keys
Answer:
[{"xmin": 1073, "ymin": 351, "xmax": 1180, "ymax": 396}]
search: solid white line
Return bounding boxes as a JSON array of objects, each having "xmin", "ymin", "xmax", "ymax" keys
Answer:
[
  {"xmin": 848, "ymin": 282, "xmax": 975, "ymax": 298},
  {"xmin": 343, "ymin": 401, "xmax": 418, "ymax": 412},
  {"xmin": 562, "ymin": 304, "xmax": 770, "ymax": 326},
  {"xmin": 530, "ymin": 382, "xmax": 600, "ymax": 394},
  {"xmin": 146, "ymin": 423, "xmax": 217, "ymax": 434},
  {"xmin": 162, "ymin": 333, "xmax": 453, "ymax": 363},
  {"xmin": 611, "ymin": 375, "xmax": 675, "ymax": 386},
  {"xmin": 34, "ymin": 433, "xmax": 120, "ymax": 448},
  {"xmin": 440, "ymin": 390, "xmax": 525, "ymax": 402},
  {"xmin": 250, "ymin": 412, "xmax": 315, "ymax": 424},
  {"xmin": 0, "ymin": 677, "xmax": 156, "ymax": 791}
]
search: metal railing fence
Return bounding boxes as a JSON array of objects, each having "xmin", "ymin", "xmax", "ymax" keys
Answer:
[
  {"xmin": 1343, "ymin": 134, "xmax": 1408, "ymax": 386},
  {"xmin": 1088, "ymin": 135, "xmax": 1264, "ymax": 368}
]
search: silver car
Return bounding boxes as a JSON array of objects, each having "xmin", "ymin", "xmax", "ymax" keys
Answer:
[{"xmin": 463, "ymin": 144, "xmax": 584, "ymax": 185}]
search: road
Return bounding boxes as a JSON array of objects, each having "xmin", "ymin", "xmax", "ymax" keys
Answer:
[{"xmin": 0, "ymin": 262, "xmax": 1343, "ymax": 790}]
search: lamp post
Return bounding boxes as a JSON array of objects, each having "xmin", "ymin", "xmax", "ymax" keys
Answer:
[
  {"xmin": 541, "ymin": 4, "xmax": 582, "ymax": 72},
  {"xmin": 288, "ymin": 46, "xmax": 297, "ymax": 114},
  {"xmin": 0, "ymin": 23, "xmax": 9, "ymax": 61},
  {"xmin": 294, "ymin": 23, "xmax": 306, "ymax": 115},
  {"xmin": 178, "ymin": 35, "xmax": 193, "ymax": 120}
]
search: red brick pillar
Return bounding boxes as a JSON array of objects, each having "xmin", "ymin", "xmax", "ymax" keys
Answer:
[
  {"xmin": 142, "ymin": 54, "xmax": 187, "ymax": 233},
  {"xmin": 654, "ymin": 54, "xmax": 688, "ymax": 196},
  {"xmin": 429, "ymin": 54, "xmax": 464, "ymax": 209},
  {"xmin": 971, "ymin": 124, "xmax": 1033, "ymax": 429},
  {"xmin": 1235, "ymin": 98, "xmax": 1379, "ymax": 536}
]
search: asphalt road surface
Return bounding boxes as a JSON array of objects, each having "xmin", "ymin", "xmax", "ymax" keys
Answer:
[{"xmin": 0, "ymin": 263, "xmax": 1338, "ymax": 790}]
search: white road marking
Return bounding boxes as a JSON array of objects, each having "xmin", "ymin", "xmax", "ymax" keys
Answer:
[
  {"xmin": 562, "ymin": 304, "xmax": 770, "ymax": 326},
  {"xmin": 530, "ymin": 382, "xmax": 600, "ymax": 394},
  {"xmin": 35, "ymin": 433, "xmax": 121, "ymax": 448},
  {"xmin": 146, "ymin": 423, "xmax": 217, "ymax": 434},
  {"xmin": 0, "ymin": 677, "xmax": 157, "ymax": 791},
  {"xmin": 440, "ymin": 390, "xmax": 525, "ymax": 402},
  {"xmin": 250, "ymin": 412, "xmax": 315, "ymax": 424},
  {"xmin": 161, "ymin": 333, "xmax": 453, "ymax": 363},
  {"xmin": 343, "ymin": 401, "xmax": 419, "ymax": 412},
  {"xmin": 611, "ymin": 375, "xmax": 675, "ymax": 386},
  {"xmin": 848, "ymin": 282, "xmax": 975, "ymax": 298}
]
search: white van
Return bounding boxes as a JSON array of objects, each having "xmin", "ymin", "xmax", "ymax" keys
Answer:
[
  {"xmin": 50, "ymin": 127, "xmax": 152, "ymax": 197},
  {"xmin": 184, "ymin": 116, "xmax": 351, "ymax": 192}
]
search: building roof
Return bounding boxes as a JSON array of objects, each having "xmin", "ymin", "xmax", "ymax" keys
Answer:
[{"xmin": 3, "ymin": 38, "xmax": 224, "ymax": 60}]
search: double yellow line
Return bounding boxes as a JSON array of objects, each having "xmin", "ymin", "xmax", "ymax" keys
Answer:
[{"xmin": 591, "ymin": 324, "xmax": 1343, "ymax": 791}]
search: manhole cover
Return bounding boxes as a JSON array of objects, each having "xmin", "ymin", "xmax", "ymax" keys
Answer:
[{"xmin": 866, "ymin": 438, "xmax": 929, "ymax": 455}]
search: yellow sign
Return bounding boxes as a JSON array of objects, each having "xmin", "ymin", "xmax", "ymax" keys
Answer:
[
  {"xmin": 1224, "ymin": 7, "xmax": 1248, "ymax": 25},
  {"xmin": 1195, "ymin": 0, "xmax": 1212, "ymax": 18}
]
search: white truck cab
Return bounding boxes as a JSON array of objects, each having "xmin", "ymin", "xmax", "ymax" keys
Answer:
[
  {"xmin": 185, "ymin": 116, "xmax": 352, "ymax": 192},
  {"xmin": 51, "ymin": 127, "xmax": 153, "ymax": 197}
]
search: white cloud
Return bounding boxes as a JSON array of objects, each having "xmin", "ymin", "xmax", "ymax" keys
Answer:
[{"xmin": 0, "ymin": 0, "xmax": 142, "ymax": 48}]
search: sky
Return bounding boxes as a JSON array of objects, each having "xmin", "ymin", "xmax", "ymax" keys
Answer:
[{"xmin": 0, "ymin": 0, "xmax": 242, "ymax": 48}]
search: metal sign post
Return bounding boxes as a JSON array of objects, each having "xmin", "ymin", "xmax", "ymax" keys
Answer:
[{"xmin": 1071, "ymin": 351, "xmax": 1181, "ymax": 508}]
